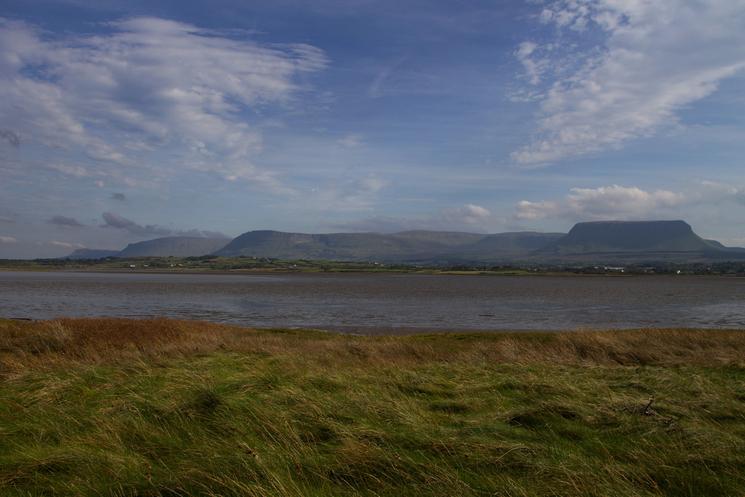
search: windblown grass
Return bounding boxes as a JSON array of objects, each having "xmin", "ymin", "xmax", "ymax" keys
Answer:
[{"xmin": 1, "ymin": 318, "xmax": 744, "ymax": 496}]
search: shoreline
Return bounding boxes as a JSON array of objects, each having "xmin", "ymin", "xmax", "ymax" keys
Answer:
[
  {"xmin": 3, "ymin": 266, "xmax": 740, "ymax": 278},
  {"xmin": 0, "ymin": 266, "xmax": 635, "ymax": 276},
  {"xmin": 3, "ymin": 316, "xmax": 744, "ymax": 335}
]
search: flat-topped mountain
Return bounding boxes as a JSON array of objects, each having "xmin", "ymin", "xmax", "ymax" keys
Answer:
[
  {"xmin": 117, "ymin": 237, "xmax": 230, "ymax": 258},
  {"xmin": 544, "ymin": 221, "xmax": 713, "ymax": 253},
  {"xmin": 538, "ymin": 220, "xmax": 745, "ymax": 261}
]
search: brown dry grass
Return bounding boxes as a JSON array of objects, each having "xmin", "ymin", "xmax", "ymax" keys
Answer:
[{"xmin": 2, "ymin": 318, "xmax": 744, "ymax": 374}]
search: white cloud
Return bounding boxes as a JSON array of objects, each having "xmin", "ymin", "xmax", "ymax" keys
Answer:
[
  {"xmin": 0, "ymin": 236, "xmax": 17, "ymax": 243},
  {"xmin": 514, "ymin": 200, "xmax": 560, "ymax": 221},
  {"xmin": 46, "ymin": 163, "xmax": 93, "ymax": 178},
  {"xmin": 443, "ymin": 203, "xmax": 491, "ymax": 226},
  {"xmin": 368, "ymin": 58, "xmax": 405, "ymax": 98},
  {"xmin": 333, "ymin": 203, "xmax": 494, "ymax": 232},
  {"xmin": 337, "ymin": 134, "xmax": 363, "ymax": 148},
  {"xmin": 516, "ymin": 181, "xmax": 745, "ymax": 222},
  {"xmin": 513, "ymin": 0, "xmax": 745, "ymax": 165},
  {"xmin": 690, "ymin": 180, "xmax": 745, "ymax": 207},
  {"xmin": 0, "ymin": 17, "xmax": 327, "ymax": 189},
  {"xmin": 516, "ymin": 185, "xmax": 685, "ymax": 220},
  {"xmin": 514, "ymin": 41, "xmax": 547, "ymax": 85},
  {"xmin": 309, "ymin": 175, "xmax": 389, "ymax": 212},
  {"xmin": 357, "ymin": 176, "xmax": 387, "ymax": 193},
  {"xmin": 50, "ymin": 240, "xmax": 84, "ymax": 249}
]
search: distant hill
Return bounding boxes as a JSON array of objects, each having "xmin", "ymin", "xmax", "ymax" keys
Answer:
[
  {"xmin": 214, "ymin": 230, "xmax": 448, "ymax": 260},
  {"xmin": 118, "ymin": 237, "xmax": 229, "ymax": 258},
  {"xmin": 391, "ymin": 230, "xmax": 486, "ymax": 247},
  {"xmin": 63, "ymin": 249, "xmax": 120, "ymax": 260},
  {"xmin": 214, "ymin": 230, "xmax": 565, "ymax": 262},
  {"xmin": 460, "ymin": 232, "xmax": 565, "ymax": 259}
]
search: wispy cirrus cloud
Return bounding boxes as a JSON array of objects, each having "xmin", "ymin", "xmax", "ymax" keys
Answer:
[
  {"xmin": 512, "ymin": 0, "xmax": 745, "ymax": 165},
  {"xmin": 0, "ymin": 17, "xmax": 327, "ymax": 190},
  {"xmin": 308, "ymin": 175, "xmax": 389, "ymax": 212}
]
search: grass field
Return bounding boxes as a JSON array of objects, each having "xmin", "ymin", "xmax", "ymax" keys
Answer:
[
  {"xmin": 1, "ymin": 318, "xmax": 744, "ymax": 496},
  {"xmin": 0, "ymin": 257, "xmax": 554, "ymax": 276}
]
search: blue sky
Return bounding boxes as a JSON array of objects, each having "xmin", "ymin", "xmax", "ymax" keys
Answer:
[{"xmin": 1, "ymin": 0, "xmax": 745, "ymax": 257}]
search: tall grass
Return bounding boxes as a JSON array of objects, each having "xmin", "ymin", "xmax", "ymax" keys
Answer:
[{"xmin": 1, "ymin": 318, "xmax": 744, "ymax": 496}]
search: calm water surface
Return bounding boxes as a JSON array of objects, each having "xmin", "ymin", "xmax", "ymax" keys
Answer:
[{"xmin": 1, "ymin": 271, "xmax": 744, "ymax": 332}]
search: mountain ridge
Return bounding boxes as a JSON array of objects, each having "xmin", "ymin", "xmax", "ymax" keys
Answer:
[
  {"xmin": 63, "ymin": 248, "xmax": 121, "ymax": 260},
  {"xmin": 117, "ymin": 236, "xmax": 231, "ymax": 258},
  {"xmin": 64, "ymin": 221, "xmax": 745, "ymax": 263}
]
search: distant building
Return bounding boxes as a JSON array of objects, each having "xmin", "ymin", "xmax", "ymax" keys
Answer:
[{"xmin": 604, "ymin": 266, "xmax": 625, "ymax": 273}]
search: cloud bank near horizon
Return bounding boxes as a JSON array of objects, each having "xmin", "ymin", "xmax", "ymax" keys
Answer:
[{"xmin": 516, "ymin": 182, "xmax": 745, "ymax": 222}]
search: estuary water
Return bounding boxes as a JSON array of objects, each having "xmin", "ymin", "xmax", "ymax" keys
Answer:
[{"xmin": 1, "ymin": 270, "xmax": 744, "ymax": 332}]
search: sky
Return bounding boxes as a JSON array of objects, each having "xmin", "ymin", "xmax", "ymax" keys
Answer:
[{"xmin": 1, "ymin": 0, "xmax": 745, "ymax": 258}]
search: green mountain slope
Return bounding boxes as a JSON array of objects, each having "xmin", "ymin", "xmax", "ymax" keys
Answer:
[
  {"xmin": 63, "ymin": 249, "xmax": 121, "ymax": 260},
  {"xmin": 118, "ymin": 237, "xmax": 230, "ymax": 258}
]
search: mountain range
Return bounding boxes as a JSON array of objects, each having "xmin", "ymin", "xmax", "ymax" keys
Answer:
[{"xmin": 64, "ymin": 220, "xmax": 745, "ymax": 264}]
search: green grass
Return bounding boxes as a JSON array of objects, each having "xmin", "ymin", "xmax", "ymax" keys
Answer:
[
  {"xmin": 4, "ymin": 256, "xmax": 739, "ymax": 276},
  {"xmin": 0, "ymin": 256, "xmax": 543, "ymax": 275},
  {"xmin": 1, "ymin": 319, "xmax": 745, "ymax": 496}
]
